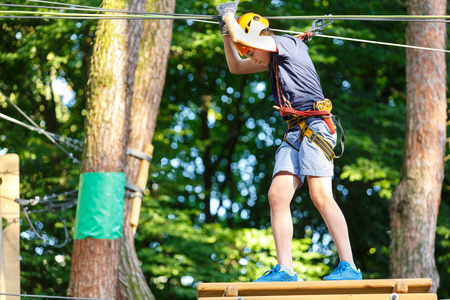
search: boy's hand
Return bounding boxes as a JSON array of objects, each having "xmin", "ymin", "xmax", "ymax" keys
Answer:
[
  {"xmin": 216, "ymin": 0, "xmax": 239, "ymax": 25},
  {"xmin": 220, "ymin": 23, "xmax": 230, "ymax": 36},
  {"xmin": 216, "ymin": 0, "xmax": 239, "ymax": 35}
]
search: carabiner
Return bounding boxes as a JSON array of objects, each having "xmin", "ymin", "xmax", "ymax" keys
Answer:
[{"xmin": 307, "ymin": 15, "xmax": 333, "ymax": 41}]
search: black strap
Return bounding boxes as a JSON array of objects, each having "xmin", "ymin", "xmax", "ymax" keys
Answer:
[
  {"xmin": 126, "ymin": 147, "xmax": 152, "ymax": 163},
  {"xmin": 332, "ymin": 115, "xmax": 345, "ymax": 159}
]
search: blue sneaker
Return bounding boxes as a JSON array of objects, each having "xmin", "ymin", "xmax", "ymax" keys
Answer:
[
  {"xmin": 254, "ymin": 264, "xmax": 298, "ymax": 282},
  {"xmin": 323, "ymin": 261, "xmax": 362, "ymax": 280}
]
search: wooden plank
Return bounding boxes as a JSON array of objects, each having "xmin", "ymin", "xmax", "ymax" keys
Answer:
[
  {"xmin": 0, "ymin": 154, "xmax": 21, "ymax": 300},
  {"xmin": 199, "ymin": 293, "xmax": 437, "ymax": 300},
  {"xmin": 197, "ymin": 279, "xmax": 432, "ymax": 298}
]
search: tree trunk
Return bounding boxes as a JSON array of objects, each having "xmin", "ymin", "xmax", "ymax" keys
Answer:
[
  {"xmin": 68, "ymin": 0, "xmax": 145, "ymax": 297},
  {"xmin": 118, "ymin": 0, "xmax": 175, "ymax": 298},
  {"xmin": 389, "ymin": 0, "xmax": 446, "ymax": 292}
]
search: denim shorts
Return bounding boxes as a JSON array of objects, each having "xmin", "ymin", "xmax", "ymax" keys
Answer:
[{"xmin": 273, "ymin": 118, "xmax": 337, "ymax": 186}]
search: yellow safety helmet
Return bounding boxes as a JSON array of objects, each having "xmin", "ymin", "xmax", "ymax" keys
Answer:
[{"xmin": 233, "ymin": 13, "xmax": 270, "ymax": 56}]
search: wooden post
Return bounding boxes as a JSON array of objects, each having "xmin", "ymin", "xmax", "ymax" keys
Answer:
[
  {"xmin": 0, "ymin": 154, "xmax": 21, "ymax": 300},
  {"xmin": 0, "ymin": 195, "xmax": 5, "ymax": 300},
  {"xmin": 130, "ymin": 144, "xmax": 154, "ymax": 233},
  {"xmin": 224, "ymin": 286, "xmax": 238, "ymax": 297},
  {"xmin": 393, "ymin": 282, "xmax": 408, "ymax": 293}
]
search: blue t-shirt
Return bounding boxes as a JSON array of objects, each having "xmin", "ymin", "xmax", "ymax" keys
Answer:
[{"xmin": 268, "ymin": 35, "xmax": 324, "ymax": 112}]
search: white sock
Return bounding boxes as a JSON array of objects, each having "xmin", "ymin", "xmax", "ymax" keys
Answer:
[
  {"xmin": 348, "ymin": 262, "xmax": 358, "ymax": 270},
  {"xmin": 280, "ymin": 265, "xmax": 296, "ymax": 276}
]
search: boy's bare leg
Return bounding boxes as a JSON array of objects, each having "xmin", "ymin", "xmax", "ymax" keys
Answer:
[
  {"xmin": 307, "ymin": 175, "xmax": 354, "ymax": 264},
  {"xmin": 268, "ymin": 171, "xmax": 301, "ymax": 270}
]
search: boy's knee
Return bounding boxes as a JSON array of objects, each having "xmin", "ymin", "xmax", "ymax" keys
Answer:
[
  {"xmin": 268, "ymin": 188, "xmax": 280, "ymax": 207},
  {"xmin": 268, "ymin": 172, "xmax": 299, "ymax": 208},
  {"xmin": 268, "ymin": 187, "xmax": 289, "ymax": 208},
  {"xmin": 310, "ymin": 192, "xmax": 334, "ymax": 210}
]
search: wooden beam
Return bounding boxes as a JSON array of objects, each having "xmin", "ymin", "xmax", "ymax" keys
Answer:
[
  {"xmin": 197, "ymin": 279, "xmax": 432, "ymax": 298},
  {"xmin": 130, "ymin": 144, "xmax": 154, "ymax": 233},
  {"xmin": 0, "ymin": 154, "xmax": 21, "ymax": 300},
  {"xmin": 200, "ymin": 293, "xmax": 436, "ymax": 300}
]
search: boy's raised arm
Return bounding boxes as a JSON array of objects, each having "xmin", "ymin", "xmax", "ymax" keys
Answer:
[{"xmin": 217, "ymin": 1, "xmax": 270, "ymax": 74}]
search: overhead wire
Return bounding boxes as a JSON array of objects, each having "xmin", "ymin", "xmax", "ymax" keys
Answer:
[
  {"xmin": 2, "ymin": 2, "xmax": 450, "ymax": 21},
  {"xmin": 23, "ymin": 207, "xmax": 71, "ymax": 248},
  {"xmin": 0, "ymin": 292, "xmax": 112, "ymax": 300},
  {"xmin": 0, "ymin": 112, "xmax": 83, "ymax": 151},
  {"xmin": 271, "ymin": 29, "xmax": 450, "ymax": 53},
  {"xmin": 1, "ymin": 197, "xmax": 76, "ymax": 248},
  {"xmin": 0, "ymin": 1, "xmax": 449, "ymax": 52},
  {"xmin": 0, "ymin": 98, "xmax": 80, "ymax": 248},
  {"xmin": 0, "ymin": 1, "xmax": 215, "ymax": 20},
  {"xmin": 266, "ymin": 15, "xmax": 450, "ymax": 22},
  {"xmin": 318, "ymin": 33, "xmax": 450, "ymax": 53},
  {"xmin": 3, "ymin": 10, "xmax": 450, "ymax": 22},
  {"xmin": 15, "ymin": 190, "xmax": 78, "ymax": 245},
  {"xmin": 2, "ymin": 2, "xmax": 208, "ymax": 18},
  {"xmin": 15, "ymin": 189, "xmax": 79, "ymax": 206},
  {"xmin": 0, "ymin": 91, "xmax": 82, "ymax": 163},
  {"xmin": 178, "ymin": 19, "xmax": 450, "ymax": 53},
  {"xmin": 1, "ymin": 199, "xmax": 77, "ymax": 215},
  {"xmin": 25, "ymin": 0, "xmax": 450, "ymax": 22},
  {"xmin": 30, "ymin": 0, "xmax": 208, "ymax": 17},
  {"xmin": 0, "ymin": 10, "xmax": 212, "ymax": 20}
]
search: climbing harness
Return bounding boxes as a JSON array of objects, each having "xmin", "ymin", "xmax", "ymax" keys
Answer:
[
  {"xmin": 272, "ymin": 17, "xmax": 345, "ymax": 161},
  {"xmin": 275, "ymin": 98, "xmax": 345, "ymax": 161}
]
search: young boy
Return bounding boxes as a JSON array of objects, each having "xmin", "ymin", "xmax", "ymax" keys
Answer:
[{"xmin": 216, "ymin": 1, "xmax": 362, "ymax": 282}]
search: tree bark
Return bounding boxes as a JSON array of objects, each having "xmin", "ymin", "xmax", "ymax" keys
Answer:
[
  {"xmin": 118, "ymin": 0, "xmax": 175, "ymax": 299},
  {"xmin": 389, "ymin": 0, "xmax": 446, "ymax": 292},
  {"xmin": 68, "ymin": 0, "xmax": 145, "ymax": 298}
]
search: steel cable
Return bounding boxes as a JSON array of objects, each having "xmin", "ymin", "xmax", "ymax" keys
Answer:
[
  {"xmin": 0, "ymin": 91, "xmax": 82, "ymax": 162},
  {"xmin": 2, "ymin": 2, "xmax": 450, "ymax": 22},
  {"xmin": 271, "ymin": 29, "xmax": 450, "ymax": 53},
  {"xmin": 0, "ymin": 292, "xmax": 112, "ymax": 300},
  {"xmin": 2, "ymin": 10, "xmax": 450, "ymax": 21}
]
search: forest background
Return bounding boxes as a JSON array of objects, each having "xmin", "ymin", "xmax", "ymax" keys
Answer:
[{"xmin": 0, "ymin": 0, "xmax": 449, "ymax": 299}]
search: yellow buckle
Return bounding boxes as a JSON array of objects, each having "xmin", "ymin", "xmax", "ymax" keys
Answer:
[
  {"xmin": 314, "ymin": 99, "xmax": 332, "ymax": 113},
  {"xmin": 308, "ymin": 131, "xmax": 317, "ymax": 143}
]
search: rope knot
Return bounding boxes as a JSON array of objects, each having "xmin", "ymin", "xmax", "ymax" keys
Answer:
[{"xmin": 295, "ymin": 31, "xmax": 314, "ymax": 43}]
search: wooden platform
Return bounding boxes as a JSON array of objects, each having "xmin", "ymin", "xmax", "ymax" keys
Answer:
[{"xmin": 197, "ymin": 278, "xmax": 436, "ymax": 300}]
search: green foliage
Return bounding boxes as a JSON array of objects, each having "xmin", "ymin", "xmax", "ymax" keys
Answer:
[
  {"xmin": 341, "ymin": 157, "xmax": 399, "ymax": 199},
  {"xmin": 1, "ymin": 0, "xmax": 450, "ymax": 299},
  {"xmin": 0, "ymin": 0, "xmax": 97, "ymax": 296},
  {"xmin": 135, "ymin": 198, "xmax": 328, "ymax": 299},
  {"xmin": 436, "ymin": 168, "xmax": 450, "ymax": 298}
]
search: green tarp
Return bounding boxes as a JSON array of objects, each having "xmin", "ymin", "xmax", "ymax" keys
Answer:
[{"xmin": 74, "ymin": 172, "xmax": 125, "ymax": 240}]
